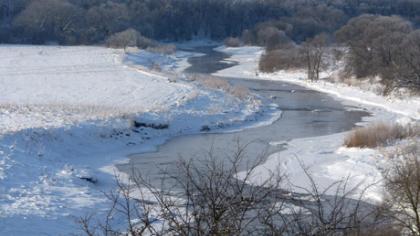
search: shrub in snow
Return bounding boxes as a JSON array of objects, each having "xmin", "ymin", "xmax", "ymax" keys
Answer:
[
  {"xmin": 256, "ymin": 26, "xmax": 291, "ymax": 50},
  {"xmin": 229, "ymin": 85, "xmax": 250, "ymax": 99},
  {"xmin": 146, "ymin": 44, "xmax": 177, "ymax": 55},
  {"xmin": 340, "ymin": 76, "xmax": 385, "ymax": 95},
  {"xmin": 344, "ymin": 122, "xmax": 419, "ymax": 148},
  {"xmin": 259, "ymin": 47, "xmax": 305, "ymax": 73},
  {"xmin": 224, "ymin": 37, "xmax": 242, "ymax": 47},
  {"xmin": 106, "ymin": 28, "xmax": 157, "ymax": 49},
  {"xmin": 200, "ymin": 77, "xmax": 231, "ymax": 91}
]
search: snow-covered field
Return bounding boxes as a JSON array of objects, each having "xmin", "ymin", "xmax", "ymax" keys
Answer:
[
  {"xmin": 217, "ymin": 45, "xmax": 419, "ymax": 203},
  {"xmin": 0, "ymin": 45, "xmax": 272, "ymax": 235},
  {"xmin": 0, "ymin": 46, "xmax": 197, "ymax": 133}
]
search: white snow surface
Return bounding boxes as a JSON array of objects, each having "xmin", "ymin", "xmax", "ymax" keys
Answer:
[
  {"xmin": 0, "ymin": 46, "xmax": 194, "ymax": 133},
  {"xmin": 0, "ymin": 45, "xmax": 272, "ymax": 235},
  {"xmin": 237, "ymin": 133, "xmax": 385, "ymax": 202},
  {"xmin": 218, "ymin": 45, "xmax": 419, "ymax": 203}
]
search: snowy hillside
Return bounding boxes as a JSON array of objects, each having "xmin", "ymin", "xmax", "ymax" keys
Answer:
[{"xmin": 0, "ymin": 45, "xmax": 276, "ymax": 235}]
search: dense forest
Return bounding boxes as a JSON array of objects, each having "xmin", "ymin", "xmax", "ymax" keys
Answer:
[{"xmin": 1, "ymin": 0, "xmax": 420, "ymax": 44}]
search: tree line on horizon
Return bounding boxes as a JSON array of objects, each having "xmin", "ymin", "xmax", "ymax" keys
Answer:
[{"xmin": 1, "ymin": 0, "xmax": 420, "ymax": 45}]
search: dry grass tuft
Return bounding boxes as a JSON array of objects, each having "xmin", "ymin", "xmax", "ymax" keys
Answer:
[
  {"xmin": 200, "ymin": 76, "xmax": 231, "ymax": 90},
  {"xmin": 344, "ymin": 122, "xmax": 419, "ymax": 148},
  {"xmin": 146, "ymin": 44, "xmax": 176, "ymax": 55},
  {"xmin": 185, "ymin": 74, "xmax": 251, "ymax": 99},
  {"xmin": 229, "ymin": 85, "xmax": 251, "ymax": 99}
]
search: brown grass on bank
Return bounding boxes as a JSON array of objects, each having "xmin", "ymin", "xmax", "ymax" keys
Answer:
[{"xmin": 344, "ymin": 122, "xmax": 419, "ymax": 148}]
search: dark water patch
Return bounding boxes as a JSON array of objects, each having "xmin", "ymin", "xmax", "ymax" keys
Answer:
[{"xmin": 184, "ymin": 46, "xmax": 238, "ymax": 74}]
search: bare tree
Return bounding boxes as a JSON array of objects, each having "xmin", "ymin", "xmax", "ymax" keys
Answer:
[
  {"xmin": 258, "ymin": 158, "xmax": 387, "ymax": 236},
  {"xmin": 78, "ymin": 143, "xmax": 284, "ymax": 235},
  {"xmin": 336, "ymin": 14, "xmax": 379, "ymax": 78},
  {"xmin": 396, "ymin": 30, "xmax": 420, "ymax": 91},
  {"xmin": 302, "ymin": 33, "xmax": 327, "ymax": 81},
  {"xmin": 79, "ymin": 146, "xmax": 389, "ymax": 235},
  {"xmin": 77, "ymin": 176, "xmax": 159, "ymax": 236},
  {"xmin": 256, "ymin": 26, "xmax": 291, "ymax": 50},
  {"xmin": 382, "ymin": 142, "xmax": 420, "ymax": 235},
  {"xmin": 130, "ymin": 145, "xmax": 284, "ymax": 235}
]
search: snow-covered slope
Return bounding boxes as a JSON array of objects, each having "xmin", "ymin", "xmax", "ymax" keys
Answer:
[
  {"xmin": 0, "ymin": 45, "xmax": 272, "ymax": 235},
  {"xmin": 0, "ymin": 46, "xmax": 196, "ymax": 133}
]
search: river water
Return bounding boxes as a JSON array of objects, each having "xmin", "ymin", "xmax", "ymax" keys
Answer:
[{"xmin": 117, "ymin": 46, "xmax": 369, "ymax": 183}]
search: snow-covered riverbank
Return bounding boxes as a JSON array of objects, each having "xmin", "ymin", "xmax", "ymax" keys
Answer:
[
  {"xmin": 0, "ymin": 45, "xmax": 277, "ymax": 235},
  {"xmin": 216, "ymin": 45, "xmax": 419, "ymax": 203},
  {"xmin": 214, "ymin": 46, "xmax": 420, "ymax": 120}
]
